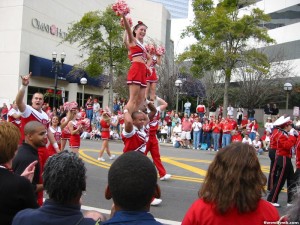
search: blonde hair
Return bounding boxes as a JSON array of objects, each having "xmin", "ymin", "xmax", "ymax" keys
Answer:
[{"xmin": 0, "ymin": 122, "xmax": 21, "ymax": 164}]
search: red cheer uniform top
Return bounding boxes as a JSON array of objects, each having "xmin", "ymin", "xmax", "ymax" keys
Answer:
[
  {"xmin": 20, "ymin": 105, "xmax": 49, "ymax": 142},
  {"xmin": 122, "ymin": 126, "xmax": 148, "ymax": 154},
  {"xmin": 100, "ymin": 119, "xmax": 110, "ymax": 140},
  {"xmin": 148, "ymin": 107, "xmax": 161, "ymax": 136},
  {"xmin": 61, "ymin": 117, "xmax": 71, "ymax": 139},
  {"xmin": 47, "ymin": 126, "xmax": 62, "ymax": 156},
  {"xmin": 275, "ymin": 129, "xmax": 297, "ymax": 158},
  {"xmin": 130, "ymin": 40, "xmax": 147, "ymax": 61},
  {"xmin": 7, "ymin": 108, "xmax": 21, "ymax": 128}
]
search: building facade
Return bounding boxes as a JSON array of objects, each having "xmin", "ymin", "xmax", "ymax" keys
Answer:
[
  {"xmin": 147, "ymin": 0, "xmax": 189, "ymax": 18},
  {"xmin": 0, "ymin": 0, "xmax": 171, "ymax": 107}
]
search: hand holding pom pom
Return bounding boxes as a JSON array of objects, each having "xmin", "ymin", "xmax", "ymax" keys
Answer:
[
  {"xmin": 145, "ymin": 44, "xmax": 156, "ymax": 55},
  {"xmin": 156, "ymin": 46, "xmax": 166, "ymax": 56},
  {"xmin": 112, "ymin": 0, "xmax": 130, "ymax": 16}
]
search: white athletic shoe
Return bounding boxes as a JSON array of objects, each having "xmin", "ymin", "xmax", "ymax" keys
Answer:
[
  {"xmin": 160, "ymin": 174, "xmax": 171, "ymax": 181},
  {"xmin": 151, "ymin": 198, "xmax": 162, "ymax": 206},
  {"xmin": 270, "ymin": 202, "xmax": 280, "ymax": 207},
  {"xmin": 109, "ymin": 155, "xmax": 116, "ymax": 160},
  {"xmin": 97, "ymin": 157, "xmax": 105, "ymax": 162},
  {"xmin": 287, "ymin": 203, "xmax": 293, "ymax": 207}
]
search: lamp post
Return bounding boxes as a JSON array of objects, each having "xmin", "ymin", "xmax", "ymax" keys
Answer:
[
  {"xmin": 80, "ymin": 77, "xmax": 87, "ymax": 107},
  {"xmin": 175, "ymin": 79, "xmax": 183, "ymax": 113},
  {"xmin": 283, "ymin": 82, "xmax": 292, "ymax": 112},
  {"xmin": 52, "ymin": 52, "xmax": 66, "ymax": 108}
]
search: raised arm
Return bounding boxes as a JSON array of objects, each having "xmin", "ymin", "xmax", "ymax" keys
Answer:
[
  {"xmin": 157, "ymin": 96, "xmax": 168, "ymax": 111},
  {"xmin": 147, "ymin": 101, "xmax": 157, "ymax": 121},
  {"xmin": 122, "ymin": 14, "xmax": 135, "ymax": 45},
  {"xmin": 16, "ymin": 72, "xmax": 32, "ymax": 113},
  {"xmin": 123, "ymin": 109, "xmax": 133, "ymax": 133},
  {"xmin": 123, "ymin": 30, "xmax": 130, "ymax": 51}
]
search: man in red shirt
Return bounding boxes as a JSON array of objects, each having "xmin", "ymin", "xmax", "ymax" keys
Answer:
[
  {"xmin": 181, "ymin": 113, "xmax": 193, "ymax": 148},
  {"xmin": 196, "ymin": 103, "xmax": 206, "ymax": 119}
]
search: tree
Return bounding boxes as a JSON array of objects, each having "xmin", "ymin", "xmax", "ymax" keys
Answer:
[
  {"xmin": 64, "ymin": 7, "xmax": 129, "ymax": 109},
  {"xmin": 179, "ymin": 0, "xmax": 274, "ymax": 116}
]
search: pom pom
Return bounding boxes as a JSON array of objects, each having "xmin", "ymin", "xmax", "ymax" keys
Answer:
[
  {"xmin": 145, "ymin": 44, "xmax": 156, "ymax": 55},
  {"xmin": 112, "ymin": 0, "xmax": 130, "ymax": 16},
  {"xmin": 156, "ymin": 46, "xmax": 166, "ymax": 56},
  {"xmin": 63, "ymin": 101, "xmax": 78, "ymax": 111},
  {"xmin": 79, "ymin": 118, "xmax": 91, "ymax": 131},
  {"xmin": 120, "ymin": 15, "xmax": 132, "ymax": 27}
]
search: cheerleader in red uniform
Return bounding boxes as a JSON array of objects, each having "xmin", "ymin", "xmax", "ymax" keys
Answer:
[
  {"xmin": 67, "ymin": 109, "xmax": 83, "ymax": 154},
  {"xmin": 122, "ymin": 14, "xmax": 150, "ymax": 114},
  {"xmin": 97, "ymin": 112, "xmax": 115, "ymax": 162},
  {"xmin": 47, "ymin": 113, "xmax": 71, "ymax": 156}
]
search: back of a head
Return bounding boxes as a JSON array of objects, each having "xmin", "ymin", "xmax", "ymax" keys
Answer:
[
  {"xmin": 108, "ymin": 151, "xmax": 157, "ymax": 210},
  {"xmin": 199, "ymin": 142, "xmax": 266, "ymax": 214},
  {"xmin": 43, "ymin": 151, "xmax": 86, "ymax": 204},
  {"xmin": 0, "ymin": 122, "xmax": 21, "ymax": 164}
]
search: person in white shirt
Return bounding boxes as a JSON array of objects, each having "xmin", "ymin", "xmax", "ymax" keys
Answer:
[
  {"xmin": 227, "ymin": 104, "xmax": 234, "ymax": 117},
  {"xmin": 242, "ymin": 134, "xmax": 252, "ymax": 145},
  {"xmin": 252, "ymin": 136, "xmax": 263, "ymax": 155},
  {"xmin": 192, "ymin": 117, "xmax": 202, "ymax": 149},
  {"xmin": 184, "ymin": 100, "xmax": 192, "ymax": 117},
  {"xmin": 264, "ymin": 117, "xmax": 273, "ymax": 131},
  {"xmin": 172, "ymin": 121, "xmax": 182, "ymax": 136}
]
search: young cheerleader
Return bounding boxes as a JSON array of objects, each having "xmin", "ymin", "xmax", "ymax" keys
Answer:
[
  {"xmin": 67, "ymin": 109, "xmax": 83, "ymax": 154},
  {"xmin": 97, "ymin": 112, "xmax": 115, "ymax": 162}
]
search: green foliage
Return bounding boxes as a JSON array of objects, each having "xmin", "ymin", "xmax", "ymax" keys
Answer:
[
  {"xmin": 179, "ymin": 0, "xmax": 274, "ymax": 113},
  {"xmin": 63, "ymin": 6, "xmax": 129, "ymax": 78}
]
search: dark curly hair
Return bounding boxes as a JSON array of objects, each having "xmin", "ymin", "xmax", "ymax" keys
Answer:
[
  {"xmin": 43, "ymin": 151, "xmax": 86, "ymax": 204},
  {"xmin": 108, "ymin": 151, "xmax": 157, "ymax": 210},
  {"xmin": 199, "ymin": 142, "xmax": 266, "ymax": 214}
]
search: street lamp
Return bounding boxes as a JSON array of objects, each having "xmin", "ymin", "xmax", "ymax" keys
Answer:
[
  {"xmin": 80, "ymin": 77, "xmax": 87, "ymax": 107},
  {"xmin": 175, "ymin": 79, "xmax": 183, "ymax": 113},
  {"xmin": 283, "ymin": 82, "xmax": 292, "ymax": 112},
  {"xmin": 52, "ymin": 51, "xmax": 66, "ymax": 108}
]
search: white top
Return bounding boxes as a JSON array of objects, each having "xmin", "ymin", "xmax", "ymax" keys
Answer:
[
  {"xmin": 252, "ymin": 140, "xmax": 262, "ymax": 148},
  {"xmin": 173, "ymin": 124, "xmax": 182, "ymax": 134},
  {"xmin": 184, "ymin": 102, "xmax": 191, "ymax": 109},
  {"xmin": 192, "ymin": 122, "xmax": 202, "ymax": 132},
  {"xmin": 242, "ymin": 138, "xmax": 252, "ymax": 145},
  {"xmin": 227, "ymin": 106, "xmax": 234, "ymax": 116}
]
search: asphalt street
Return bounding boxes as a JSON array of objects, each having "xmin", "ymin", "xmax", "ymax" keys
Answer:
[{"xmin": 76, "ymin": 139, "xmax": 291, "ymax": 224}]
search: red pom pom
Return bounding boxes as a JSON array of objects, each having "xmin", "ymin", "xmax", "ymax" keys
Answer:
[{"xmin": 112, "ymin": 0, "xmax": 130, "ymax": 16}]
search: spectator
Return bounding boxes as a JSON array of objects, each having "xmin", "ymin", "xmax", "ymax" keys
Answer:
[
  {"xmin": 247, "ymin": 107, "xmax": 255, "ymax": 121},
  {"xmin": 85, "ymin": 96, "xmax": 93, "ymax": 122},
  {"xmin": 264, "ymin": 117, "xmax": 273, "ymax": 131},
  {"xmin": 13, "ymin": 151, "xmax": 105, "ymax": 225},
  {"xmin": 0, "ymin": 122, "xmax": 38, "ymax": 225},
  {"xmin": 181, "ymin": 113, "xmax": 193, "ymax": 149},
  {"xmin": 182, "ymin": 142, "xmax": 280, "ymax": 225},
  {"xmin": 12, "ymin": 121, "xmax": 46, "ymax": 204},
  {"xmin": 92, "ymin": 98, "xmax": 101, "ymax": 128},
  {"xmin": 261, "ymin": 130, "xmax": 271, "ymax": 151},
  {"xmin": 1, "ymin": 103, "xmax": 9, "ymax": 121},
  {"xmin": 227, "ymin": 104, "xmax": 234, "ymax": 117},
  {"xmin": 211, "ymin": 118, "xmax": 221, "ymax": 151},
  {"xmin": 252, "ymin": 136, "xmax": 264, "ymax": 155},
  {"xmin": 231, "ymin": 129, "xmax": 242, "ymax": 142},
  {"xmin": 236, "ymin": 107, "xmax": 243, "ymax": 125},
  {"xmin": 209, "ymin": 102, "xmax": 217, "ymax": 119},
  {"xmin": 196, "ymin": 102, "xmax": 206, "ymax": 119},
  {"xmin": 7, "ymin": 100, "xmax": 22, "ymax": 129},
  {"xmin": 172, "ymin": 121, "xmax": 182, "ymax": 137},
  {"xmin": 271, "ymin": 104, "xmax": 279, "ymax": 119},
  {"xmin": 171, "ymin": 133, "xmax": 184, "ymax": 148},
  {"xmin": 264, "ymin": 104, "xmax": 272, "ymax": 125},
  {"xmin": 249, "ymin": 119, "xmax": 259, "ymax": 141},
  {"xmin": 103, "ymin": 151, "xmax": 162, "ymax": 225},
  {"xmin": 184, "ymin": 100, "xmax": 192, "ymax": 117},
  {"xmin": 242, "ymin": 134, "xmax": 252, "ymax": 145},
  {"xmin": 192, "ymin": 117, "xmax": 202, "ymax": 150}
]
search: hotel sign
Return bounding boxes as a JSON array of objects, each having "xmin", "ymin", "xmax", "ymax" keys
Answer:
[{"xmin": 31, "ymin": 18, "xmax": 67, "ymax": 39}]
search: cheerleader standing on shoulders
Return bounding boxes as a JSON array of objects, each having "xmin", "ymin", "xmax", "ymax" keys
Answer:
[
  {"xmin": 97, "ymin": 112, "xmax": 115, "ymax": 162},
  {"xmin": 122, "ymin": 14, "xmax": 149, "ymax": 114}
]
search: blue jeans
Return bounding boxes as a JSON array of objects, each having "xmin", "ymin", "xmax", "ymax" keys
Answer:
[
  {"xmin": 198, "ymin": 112, "xmax": 205, "ymax": 118},
  {"xmin": 249, "ymin": 132, "xmax": 256, "ymax": 141},
  {"xmin": 184, "ymin": 108, "xmax": 191, "ymax": 117},
  {"xmin": 203, "ymin": 132, "xmax": 211, "ymax": 149},
  {"xmin": 193, "ymin": 131, "xmax": 200, "ymax": 149},
  {"xmin": 222, "ymin": 133, "xmax": 231, "ymax": 148},
  {"xmin": 86, "ymin": 109, "xmax": 93, "ymax": 122},
  {"xmin": 212, "ymin": 132, "xmax": 220, "ymax": 151}
]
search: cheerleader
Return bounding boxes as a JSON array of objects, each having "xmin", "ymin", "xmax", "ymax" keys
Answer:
[
  {"xmin": 67, "ymin": 109, "xmax": 83, "ymax": 154},
  {"xmin": 97, "ymin": 112, "xmax": 115, "ymax": 162},
  {"xmin": 122, "ymin": 14, "xmax": 149, "ymax": 114}
]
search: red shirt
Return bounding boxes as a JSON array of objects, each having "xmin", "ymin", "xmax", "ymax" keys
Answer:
[
  {"xmin": 182, "ymin": 198, "xmax": 279, "ymax": 225},
  {"xmin": 122, "ymin": 126, "xmax": 148, "ymax": 154},
  {"xmin": 269, "ymin": 128, "xmax": 280, "ymax": 149},
  {"xmin": 212, "ymin": 122, "xmax": 221, "ymax": 133},
  {"xmin": 231, "ymin": 133, "xmax": 242, "ymax": 142},
  {"xmin": 276, "ymin": 130, "xmax": 297, "ymax": 158},
  {"xmin": 182, "ymin": 119, "xmax": 192, "ymax": 131}
]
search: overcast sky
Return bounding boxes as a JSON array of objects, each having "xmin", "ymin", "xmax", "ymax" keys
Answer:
[{"xmin": 170, "ymin": 0, "xmax": 196, "ymax": 56}]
